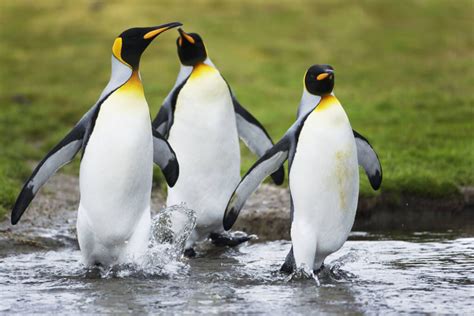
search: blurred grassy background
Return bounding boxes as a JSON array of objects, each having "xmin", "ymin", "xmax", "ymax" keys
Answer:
[{"xmin": 0, "ymin": 0, "xmax": 473, "ymax": 217}]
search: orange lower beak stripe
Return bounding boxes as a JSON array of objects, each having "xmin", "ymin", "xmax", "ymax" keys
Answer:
[
  {"xmin": 317, "ymin": 73, "xmax": 330, "ymax": 81},
  {"xmin": 181, "ymin": 31, "xmax": 195, "ymax": 44},
  {"xmin": 143, "ymin": 27, "xmax": 169, "ymax": 39}
]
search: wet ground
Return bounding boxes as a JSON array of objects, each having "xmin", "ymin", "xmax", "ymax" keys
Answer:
[
  {"xmin": 0, "ymin": 175, "xmax": 473, "ymax": 314},
  {"xmin": 0, "ymin": 230, "xmax": 473, "ymax": 314}
]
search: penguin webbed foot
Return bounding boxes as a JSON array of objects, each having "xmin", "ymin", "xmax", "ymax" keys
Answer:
[
  {"xmin": 209, "ymin": 231, "xmax": 256, "ymax": 247},
  {"xmin": 280, "ymin": 248, "xmax": 325, "ymax": 276},
  {"xmin": 280, "ymin": 264, "xmax": 324, "ymax": 276},
  {"xmin": 284, "ymin": 264, "xmax": 320, "ymax": 286},
  {"xmin": 314, "ymin": 263, "xmax": 325, "ymax": 274}
]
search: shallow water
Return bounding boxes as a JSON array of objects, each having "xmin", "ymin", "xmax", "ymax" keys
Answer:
[{"xmin": 0, "ymin": 219, "xmax": 473, "ymax": 314}]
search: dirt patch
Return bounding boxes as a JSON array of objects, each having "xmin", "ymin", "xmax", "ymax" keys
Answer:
[{"xmin": 235, "ymin": 185, "xmax": 474, "ymax": 240}]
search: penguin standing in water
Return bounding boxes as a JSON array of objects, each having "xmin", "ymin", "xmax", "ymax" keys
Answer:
[
  {"xmin": 153, "ymin": 28, "xmax": 285, "ymax": 255},
  {"xmin": 224, "ymin": 65, "xmax": 382, "ymax": 276},
  {"xmin": 11, "ymin": 22, "xmax": 182, "ymax": 266}
]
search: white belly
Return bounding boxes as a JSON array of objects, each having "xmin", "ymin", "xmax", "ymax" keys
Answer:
[
  {"xmin": 289, "ymin": 101, "xmax": 358, "ymax": 270},
  {"xmin": 166, "ymin": 65, "xmax": 240, "ymax": 241},
  {"xmin": 78, "ymin": 87, "xmax": 153, "ymax": 264}
]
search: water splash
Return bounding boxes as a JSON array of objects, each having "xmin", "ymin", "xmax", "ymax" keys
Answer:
[
  {"xmin": 1, "ymin": 233, "xmax": 473, "ymax": 313},
  {"xmin": 150, "ymin": 203, "xmax": 196, "ymax": 256},
  {"xmin": 81, "ymin": 204, "xmax": 197, "ymax": 278},
  {"xmin": 324, "ymin": 249, "xmax": 363, "ymax": 281},
  {"xmin": 140, "ymin": 204, "xmax": 197, "ymax": 276}
]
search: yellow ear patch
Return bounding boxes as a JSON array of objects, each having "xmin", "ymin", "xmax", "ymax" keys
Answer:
[
  {"xmin": 112, "ymin": 37, "xmax": 130, "ymax": 67},
  {"xmin": 317, "ymin": 73, "xmax": 329, "ymax": 81},
  {"xmin": 303, "ymin": 69, "xmax": 308, "ymax": 87},
  {"xmin": 143, "ymin": 27, "xmax": 169, "ymax": 39}
]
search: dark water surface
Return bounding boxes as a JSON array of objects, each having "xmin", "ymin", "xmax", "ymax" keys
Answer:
[{"xmin": 0, "ymin": 221, "xmax": 473, "ymax": 314}]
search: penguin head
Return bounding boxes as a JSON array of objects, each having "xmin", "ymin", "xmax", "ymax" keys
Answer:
[
  {"xmin": 304, "ymin": 64, "xmax": 335, "ymax": 96},
  {"xmin": 112, "ymin": 22, "xmax": 182, "ymax": 69},
  {"xmin": 176, "ymin": 28, "xmax": 207, "ymax": 66}
]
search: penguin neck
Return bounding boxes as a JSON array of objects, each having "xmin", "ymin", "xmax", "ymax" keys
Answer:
[
  {"xmin": 297, "ymin": 88, "xmax": 321, "ymax": 118},
  {"xmin": 99, "ymin": 56, "xmax": 135, "ymax": 100},
  {"xmin": 110, "ymin": 54, "xmax": 142, "ymax": 84},
  {"xmin": 110, "ymin": 55, "xmax": 133, "ymax": 77},
  {"xmin": 119, "ymin": 70, "xmax": 144, "ymax": 96},
  {"xmin": 190, "ymin": 57, "xmax": 216, "ymax": 70},
  {"xmin": 315, "ymin": 94, "xmax": 339, "ymax": 112},
  {"xmin": 190, "ymin": 61, "xmax": 218, "ymax": 80}
]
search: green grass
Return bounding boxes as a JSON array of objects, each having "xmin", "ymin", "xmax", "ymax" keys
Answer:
[{"xmin": 0, "ymin": 0, "xmax": 473, "ymax": 218}]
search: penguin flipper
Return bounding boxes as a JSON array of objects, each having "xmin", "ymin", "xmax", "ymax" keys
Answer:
[
  {"xmin": 232, "ymin": 96, "xmax": 285, "ymax": 185},
  {"xmin": 152, "ymin": 129, "xmax": 179, "ymax": 187},
  {"xmin": 353, "ymin": 129, "xmax": 382, "ymax": 190},
  {"xmin": 152, "ymin": 71, "xmax": 190, "ymax": 138},
  {"xmin": 11, "ymin": 124, "xmax": 85, "ymax": 225},
  {"xmin": 153, "ymin": 106, "xmax": 170, "ymax": 137},
  {"xmin": 209, "ymin": 231, "xmax": 253, "ymax": 247},
  {"xmin": 223, "ymin": 138, "xmax": 290, "ymax": 230}
]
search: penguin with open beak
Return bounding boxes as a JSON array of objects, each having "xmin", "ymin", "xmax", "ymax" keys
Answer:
[{"xmin": 152, "ymin": 28, "xmax": 285, "ymax": 256}]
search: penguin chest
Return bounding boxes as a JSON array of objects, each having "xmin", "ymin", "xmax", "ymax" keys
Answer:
[
  {"xmin": 289, "ymin": 101, "xmax": 359, "ymax": 250},
  {"xmin": 167, "ymin": 64, "xmax": 240, "ymax": 223},
  {"xmin": 80, "ymin": 88, "xmax": 153, "ymax": 227}
]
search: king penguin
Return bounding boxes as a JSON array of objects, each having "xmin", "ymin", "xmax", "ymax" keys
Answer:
[
  {"xmin": 10, "ymin": 22, "xmax": 182, "ymax": 266},
  {"xmin": 152, "ymin": 28, "xmax": 285, "ymax": 255},
  {"xmin": 224, "ymin": 65, "xmax": 382, "ymax": 276}
]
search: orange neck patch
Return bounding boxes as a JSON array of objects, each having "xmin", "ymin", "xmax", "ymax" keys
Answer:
[
  {"xmin": 190, "ymin": 63, "xmax": 217, "ymax": 80},
  {"xmin": 315, "ymin": 95, "xmax": 339, "ymax": 112},
  {"xmin": 118, "ymin": 71, "xmax": 144, "ymax": 96}
]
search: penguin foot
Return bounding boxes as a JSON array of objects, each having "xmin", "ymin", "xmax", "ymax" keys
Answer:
[
  {"xmin": 280, "ymin": 264, "xmax": 324, "ymax": 275},
  {"xmin": 209, "ymin": 231, "xmax": 256, "ymax": 247},
  {"xmin": 285, "ymin": 264, "xmax": 320, "ymax": 286},
  {"xmin": 314, "ymin": 263, "xmax": 325, "ymax": 274},
  {"xmin": 184, "ymin": 248, "xmax": 196, "ymax": 258}
]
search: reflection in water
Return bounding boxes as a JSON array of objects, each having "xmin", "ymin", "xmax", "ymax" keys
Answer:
[{"xmin": 0, "ymin": 224, "xmax": 473, "ymax": 313}]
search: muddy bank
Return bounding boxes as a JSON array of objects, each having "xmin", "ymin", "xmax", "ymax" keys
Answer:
[
  {"xmin": 236, "ymin": 185, "xmax": 474, "ymax": 240},
  {"xmin": 1, "ymin": 174, "xmax": 472, "ymax": 245}
]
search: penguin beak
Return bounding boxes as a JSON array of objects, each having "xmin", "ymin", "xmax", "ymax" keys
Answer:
[
  {"xmin": 178, "ymin": 28, "xmax": 195, "ymax": 45},
  {"xmin": 143, "ymin": 22, "xmax": 183, "ymax": 40},
  {"xmin": 316, "ymin": 70, "xmax": 334, "ymax": 81}
]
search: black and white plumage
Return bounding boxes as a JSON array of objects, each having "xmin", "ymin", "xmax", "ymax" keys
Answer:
[
  {"xmin": 152, "ymin": 29, "xmax": 284, "ymax": 251},
  {"xmin": 224, "ymin": 65, "xmax": 382, "ymax": 276},
  {"xmin": 11, "ymin": 23, "xmax": 182, "ymax": 266}
]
